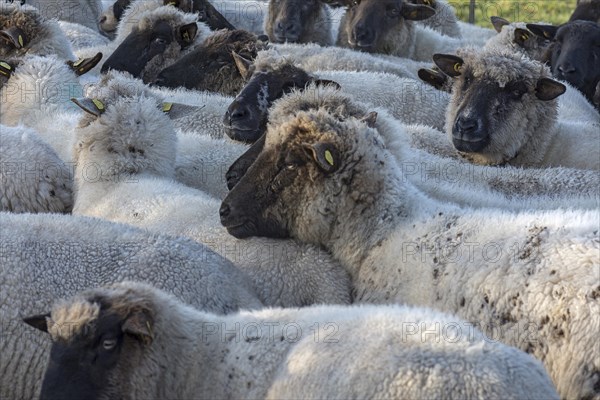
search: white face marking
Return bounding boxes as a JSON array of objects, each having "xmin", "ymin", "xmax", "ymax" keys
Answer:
[{"xmin": 257, "ymin": 81, "xmax": 270, "ymax": 113}]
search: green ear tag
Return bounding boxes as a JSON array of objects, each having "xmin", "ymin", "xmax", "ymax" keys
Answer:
[
  {"xmin": 162, "ymin": 102, "xmax": 173, "ymax": 112},
  {"xmin": 167, "ymin": 1, "xmax": 176, "ymax": 5},
  {"xmin": 72, "ymin": 58, "xmax": 84, "ymax": 67},
  {"xmin": 18, "ymin": 35, "xmax": 24, "ymax": 47},
  {"xmin": 325, "ymin": 150, "xmax": 334, "ymax": 166},
  {"xmin": 92, "ymin": 99, "xmax": 105, "ymax": 111},
  {"xmin": 0, "ymin": 61, "xmax": 12, "ymax": 70},
  {"xmin": 453, "ymin": 63, "xmax": 461, "ymax": 72}
]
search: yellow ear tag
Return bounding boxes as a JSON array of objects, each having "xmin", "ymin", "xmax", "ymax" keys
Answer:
[
  {"xmin": 167, "ymin": 1, "xmax": 176, "ymax": 5},
  {"xmin": 183, "ymin": 31, "xmax": 190, "ymax": 42},
  {"xmin": 520, "ymin": 33, "xmax": 529, "ymax": 41},
  {"xmin": 92, "ymin": 99, "xmax": 105, "ymax": 111},
  {"xmin": 72, "ymin": 58, "xmax": 84, "ymax": 67},
  {"xmin": 543, "ymin": 31, "xmax": 550, "ymax": 39},
  {"xmin": 0, "ymin": 61, "xmax": 12, "ymax": 70},
  {"xmin": 324, "ymin": 150, "xmax": 334, "ymax": 166},
  {"xmin": 162, "ymin": 102, "xmax": 173, "ymax": 112},
  {"xmin": 18, "ymin": 35, "xmax": 24, "ymax": 47},
  {"xmin": 453, "ymin": 63, "xmax": 461, "ymax": 73}
]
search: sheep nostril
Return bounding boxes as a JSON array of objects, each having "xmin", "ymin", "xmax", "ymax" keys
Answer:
[
  {"xmin": 99, "ymin": 16, "xmax": 107, "ymax": 24},
  {"xmin": 457, "ymin": 116, "xmax": 478, "ymax": 134},
  {"xmin": 219, "ymin": 203, "xmax": 231, "ymax": 219}
]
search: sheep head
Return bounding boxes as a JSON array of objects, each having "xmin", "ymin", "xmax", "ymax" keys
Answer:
[
  {"xmin": 434, "ymin": 49, "xmax": 566, "ymax": 165},
  {"xmin": 221, "ymin": 99, "xmax": 384, "ymax": 244},
  {"xmin": 340, "ymin": 0, "xmax": 435, "ymax": 52},
  {"xmin": 266, "ymin": 0, "xmax": 326, "ymax": 44},
  {"xmin": 24, "ymin": 283, "xmax": 156, "ymax": 400}
]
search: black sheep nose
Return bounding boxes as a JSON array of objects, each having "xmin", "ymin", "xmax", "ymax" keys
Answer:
[
  {"xmin": 226, "ymin": 100, "xmax": 251, "ymax": 124},
  {"xmin": 557, "ymin": 63, "xmax": 576, "ymax": 76},
  {"xmin": 219, "ymin": 203, "xmax": 231, "ymax": 219},
  {"xmin": 353, "ymin": 23, "xmax": 373, "ymax": 44},
  {"xmin": 276, "ymin": 20, "xmax": 299, "ymax": 35},
  {"xmin": 99, "ymin": 15, "xmax": 107, "ymax": 24},
  {"xmin": 455, "ymin": 116, "xmax": 479, "ymax": 136}
]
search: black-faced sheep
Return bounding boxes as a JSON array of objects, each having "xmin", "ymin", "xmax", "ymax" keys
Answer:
[
  {"xmin": 570, "ymin": 0, "xmax": 600, "ymax": 23},
  {"xmin": 220, "ymin": 92, "xmax": 600, "ymax": 399},
  {"xmin": 27, "ymin": 282, "xmax": 559, "ymax": 399},
  {"xmin": 264, "ymin": 0, "xmax": 333, "ymax": 45},
  {"xmin": 435, "ymin": 48, "xmax": 599, "ymax": 169},
  {"xmin": 527, "ymin": 20, "xmax": 600, "ymax": 109}
]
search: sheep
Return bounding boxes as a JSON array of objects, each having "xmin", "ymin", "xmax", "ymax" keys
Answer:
[
  {"xmin": 225, "ymin": 84, "xmax": 600, "ymax": 212},
  {"xmin": 456, "ymin": 21, "xmax": 495, "ymax": 45},
  {"xmin": 273, "ymin": 42, "xmax": 430, "ymax": 80},
  {"xmin": 336, "ymin": 0, "xmax": 470, "ymax": 60},
  {"xmin": 101, "ymin": 5, "xmax": 212, "ymax": 84},
  {"xmin": 70, "ymin": 75, "xmax": 352, "ymax": 307},
  {"xmin": 24, "ymin": 0, "xmax": 103, "ymax": 32},
  {"xmin": 0, "ymin": 53, "xmax": 103, "ymax": 162},
  {"xmin": 409, "ymin": 0, "xmax": 461, "ymax": 38},
  {"xmin": 57, "ymin": 20, "xmax": 110, "ymax": 50},
  {"xmin": 27, "ymin": 281, "xmax": 559, "ymax": 399},
  {"xmin": 527, "ymin": 20, "xmax": 600, "ymax": 109},
  {"xmin": 570, "ymin": 0, "xmax": 600, "ymax": 23},
  {"xmin": 264, "ymin": 0, "xmax": 334, "ymax": 45},
  {"xmin": 220, "ymin": 96, "xmax": 600, "ymax": 399},
  {"xmin": 435, "ymin": 47, "xmax": 600, "ymax": 169},
  {"xmin": 0, "ymin": 2, "xmax": 75, "ymax": 60},
  {"xmin": 154, "ymin": 29, "xmax": 267, "ymax": 95},
  {"xmin": 484, "ymin": 16, "xmax": 550, "ymax": 62},
  {"xmin": 223, "ymin": 49, "xmax": 449, "ymax": 142},
  {"xmin": 0, "ymin": 125, "xmax": 73, "ymax": 213},
  {"xmin": 0, "ymin": 211, "xmax": 262, "ymax": 400},
  {"xmin": 100, "ymin": 0, "xmax": 235, "ymax": 38}
]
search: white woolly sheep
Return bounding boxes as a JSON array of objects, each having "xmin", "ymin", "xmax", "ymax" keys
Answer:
[
  {"xmin": 0, "ymin": 125, "xmax": 73, "ymax": 213},
  {"xmin": 226, "ymin": 84, "xmax": 600, "ymax": 211},
  {"xmin": 410, "ymin": 0, "xmax": 462, "ymax": 38},
  {"xmin": 224, "ymin": 49, "xmax": 449, "ymax": 143},
  {"xmin": 336, "ymin": 0, "xmax": 466, "ymax": 60},
  {"xmin": 70, "ymin": 76, "xmax": 352, "ymax": 308},
  {"xmin": 456, "ymin": 20, "xmax": 495, "ymax": 45},
  {"xmin": 0, "ymin": 2, "xmax": 75, "ymax": 60},
  {"xmin": 221, "ymin": 98, "xmax": 600, "ymax": 399},
  {"xmin": 57, "ymin": 20, "xmax": 110, "ymax": 50},
  {"xmin": 436, "ymin": 47, "xmax": 599, "ymax": 169},
  {"xmin": 0, "ymin": 211, "xmax": 262, "ymax": 400},
  {"xmin": 25, "ymin": 0, "xmax": 103, "ymax": 31},
  {"xmin": 28, "ymin": 281, "xmax": 559, "ymax": 399},
  {"xmin": 484, "ymin": 16, "xmax": 550, "ymax": 62}
]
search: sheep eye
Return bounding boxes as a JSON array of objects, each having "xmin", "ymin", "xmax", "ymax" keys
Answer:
[
  {"xmin": 387, "ymin": 8, "xmax": 399, "ymax": 17},
  {"xmin": 102, "ymin": 339, "xmax": 117, "ymax": 350},
  {"xmin": 153, "ymin": 37, "xmax": 167, "ymax": 46},
  {"xmin": 285, "ymin": 163, "xmax": 297, "ymax": 170}
]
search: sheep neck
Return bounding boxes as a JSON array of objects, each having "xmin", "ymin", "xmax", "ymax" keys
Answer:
[{"xmin": 326, "ymin": 159, "xmax": 449, "ymax": 274}]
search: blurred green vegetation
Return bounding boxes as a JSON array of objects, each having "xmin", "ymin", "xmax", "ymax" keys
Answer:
[{"xmin": 449, "ymin": 0, "xmax": 577, "ymax": 27}]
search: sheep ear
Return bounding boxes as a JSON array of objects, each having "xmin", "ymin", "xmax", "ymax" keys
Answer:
[
  {"xmin": 122, "ymin": 309, "xmax": 154, "ymax": 346},
  {"xmin": 23, "ymin": 313, "xmax": 51, "ymax": 333},
  {"xmin": 179, "ymin": 22, "xmax": 198, "ymax": 46},
  {"xmin": 71, "ymin": 98, "xmax": 107, "ymax": 117},
  {"xmin": 535, "ymin": 78, "xmax": 566, "ymax": 101},
  {"xmin": 401, "ymin": 3, "xmax": 436, "ymax": 21},
  {"xmin": 418, "ymin": 68, "xmax": 449, "ymax": 91},
  {"xmin": 361, "ymin": 111, "xmax": 378, "ymax": 128},
  {"xmin": 232, "ymin": 51, "xmax": 252, "ymax": 81},
  {"xmin": 302, "ymin": 142, "xmax": 341, "ymax": 174},
  {"xmin": 0, "ymin": 26, "xmax": 28, "ymax": 49},
  {"xmin": 312, "ymin": 79, "xmax": 342, "ymax": 90},
  {"xmin": 513, "ymin": 28, "xmax": 532, "ymax": 47},
  {"xmin": 526, "ymin": 23, "xmax": 558, "ymax": 40},
  {"xmin": 490, "ymin": 16, "xmax": 510, "ymax": 33},
  {"xmin": 432, "ymin": 54, "xmax": 463, "ymax": 77},
  {"xmin": 67, "ymin": 52, "xmax": 103, "ymax": 76},
  {"xmin": 0, "ymin": 60, "xmax": 15, "ymax": 78}
]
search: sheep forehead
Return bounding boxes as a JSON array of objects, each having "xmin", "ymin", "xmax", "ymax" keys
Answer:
[
  {"xmin": 49, "ymin": 299, "xmax": 101, "ymax": 342},
  {"xmin": 137, "ymin": 6, "xmax": 197, "ymax": 32},
  {"xmin": 462, "ymin": 50, "xmax": 548, "ymax": 86}
]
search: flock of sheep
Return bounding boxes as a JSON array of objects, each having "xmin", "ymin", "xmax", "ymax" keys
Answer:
[{"xmin": 0, "ymin": 0, "xmax": 599, "ymax": 399}]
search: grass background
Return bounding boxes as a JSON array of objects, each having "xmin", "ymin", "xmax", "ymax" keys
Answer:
[{"xmin": 449, "ymin": 1, "xmax": 577, "ymax": 27}]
